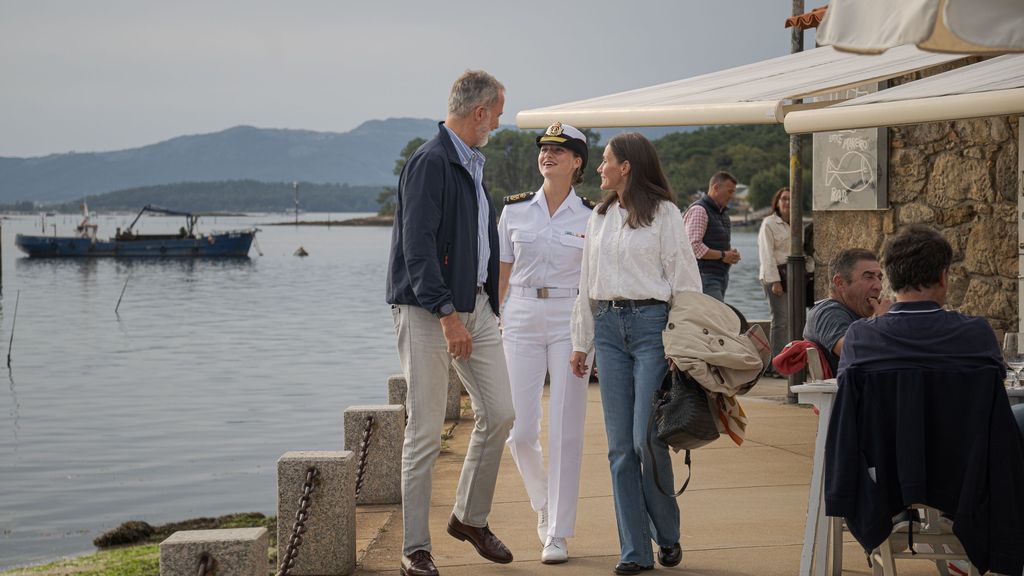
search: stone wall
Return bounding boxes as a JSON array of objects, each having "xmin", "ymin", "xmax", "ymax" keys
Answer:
[{"xmin": 811, "ymin": 115, "xmax": 1019, "ymax": 336}]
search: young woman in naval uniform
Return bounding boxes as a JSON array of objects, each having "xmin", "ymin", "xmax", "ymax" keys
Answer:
[{"xmin": 497, "ymin": 122, "xmax": 594, "ymax": 565}]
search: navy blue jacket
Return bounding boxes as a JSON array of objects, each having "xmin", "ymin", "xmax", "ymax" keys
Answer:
[
  {"xmin": 825, "ymin": 366, "xmax": 1024, "ymax": 575},
  {"xmin": 386, "ymin": 123, "xmax": 500, "ymax": 315}
]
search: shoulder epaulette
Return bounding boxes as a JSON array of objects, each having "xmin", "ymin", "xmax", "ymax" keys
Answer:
[
  {"xmin": 503, "ymin": 191, "xmax": 535, "ymax": 205},
  {"xmin": 579, "ymin": 195, "xmax": 597, "ymax": 210}
]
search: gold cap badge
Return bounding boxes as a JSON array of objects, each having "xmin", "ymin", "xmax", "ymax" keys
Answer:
[{"xmin": 545, "ymin": 122, "xmax": 564, "ymax": 137}]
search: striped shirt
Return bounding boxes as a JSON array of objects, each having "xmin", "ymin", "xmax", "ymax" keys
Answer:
[
  {"xmin": 682, "ymin": 203, "xmax": 712, "ymax": 258},
  {"xmin": 444, "ymin": 125, "xmax": 490, "ymax": 285}
]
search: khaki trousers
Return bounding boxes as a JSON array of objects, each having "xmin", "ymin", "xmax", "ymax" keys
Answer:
[{"xmin": 392, "ymin": 293, "xmax": 515, "ymax": 556}]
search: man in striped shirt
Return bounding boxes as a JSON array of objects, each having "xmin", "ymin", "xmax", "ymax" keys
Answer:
[{"xmin": 682, "ymin": 171, "xmax": 742, "ymax": 301}]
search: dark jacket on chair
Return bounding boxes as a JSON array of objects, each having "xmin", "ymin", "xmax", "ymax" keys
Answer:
[{"xmin": 824, "ymin": 366, "xmax": 1024, "ymax": 575}]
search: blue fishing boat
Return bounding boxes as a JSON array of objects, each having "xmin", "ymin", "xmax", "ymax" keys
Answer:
[{"xmin": 15, "ymin": 205, "xmax": 256, "ymax": 258}]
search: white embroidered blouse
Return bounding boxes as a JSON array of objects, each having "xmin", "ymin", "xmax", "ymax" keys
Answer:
[{"xmin": 570, "ymin": 199, "xmax": 702, "ymax": 354}]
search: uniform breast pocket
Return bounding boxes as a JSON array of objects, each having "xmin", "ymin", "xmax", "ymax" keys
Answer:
[
  {"xmin": 511, "ymin": 230, "xmax": 538, "ymax": 259},
  {"xmin": 558, "ymin": 234, "xmax": 585, "ymax": 250},
  {"xmin": 511, "ymin": 230, "xmax": 537, "ymax": 245}
]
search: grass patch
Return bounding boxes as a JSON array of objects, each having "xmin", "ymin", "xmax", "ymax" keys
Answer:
[
  {"xmin": 1, "ymin": 545, "xmax": 159, "ymax": 576},
  {"xmin": 3, "ymin": 513, "xmax": 277, "ymax": 576}
]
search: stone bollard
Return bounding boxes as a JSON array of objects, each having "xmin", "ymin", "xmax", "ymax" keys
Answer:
[
  {"xmin": 387, "ymin": 371, "xmax": 462, "ymax": 420},
  {"xmin": 386, "ymin": 374, "xmax": 407, "ymax": 407},
  {"xmin": 159, "ymin": 528, "xmax": 267, "ymax": 576},
  {"xmin": 278, "ymin": 451, "xmax": 355, "ymax": 576},
  {"xmin": 446, "ymin": 366, "xmax": 465, "ymax": 419},
  {"xmin": 343, "ymin": 405, "xmax": 404, "ymax": 505}
]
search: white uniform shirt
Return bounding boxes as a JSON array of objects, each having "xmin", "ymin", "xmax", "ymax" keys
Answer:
[
  {"xmin": 570, "ymin": 199, "xmax": 702, "ymax": 354},
  {"xmin": 497, "ymin": 187, "xmax": 590, "ymax": 289}
]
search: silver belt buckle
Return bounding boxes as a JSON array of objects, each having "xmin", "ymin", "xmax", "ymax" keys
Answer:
[{"xmin": 536, "ymin": 287, "xmax": 550, "ymax": 299}]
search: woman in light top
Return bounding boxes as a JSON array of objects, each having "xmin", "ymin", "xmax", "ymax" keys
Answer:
[
  {"xmin": 497, "ymin": 122, "xmax": 594, "ymax": 565},
  {"xmin": 758, "ymin": 187, "xmax": 793, "ymax": 363},
  {"xmin": 568, "ymin": 132, "xmax": 701, "ymax": 575}
]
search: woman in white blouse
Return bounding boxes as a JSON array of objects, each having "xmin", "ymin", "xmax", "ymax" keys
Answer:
[
  {"xmin": 757, "ymin": 187, "xmax": 792, "ymax": 362},
  {"xmin": 497, "ymin": 122, "xmax": 593, "ymax": 565},
  {"xmin": 568, "ymin": 132, "xmax": 701, "ymax": 575}
]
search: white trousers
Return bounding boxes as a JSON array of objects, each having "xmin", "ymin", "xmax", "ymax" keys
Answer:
[
  {"xmin": 501, "ymin": 294, "xmax": 590, "ymax": 539},
  {"xmin": 392, "ymin": 294, "xmax": 515, "ymax": 556}
]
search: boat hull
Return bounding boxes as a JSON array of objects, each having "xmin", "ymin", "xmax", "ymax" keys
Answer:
[{"xmin": 15, "ymin": 231, "xmax": 255, "ymax": 258}]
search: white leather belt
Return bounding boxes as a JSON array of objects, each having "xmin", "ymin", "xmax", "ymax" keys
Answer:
[{"xmin": 510, "ymin": 286, "xmax": 579, "ymax": 299}]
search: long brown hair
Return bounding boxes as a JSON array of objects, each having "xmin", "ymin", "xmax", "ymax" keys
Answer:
[
  {"xmin": 596, "ymin": 132, "xmax": 675, "ymax": 228},
  {"xmin": 771, "ymin": 187, "xmax": 790, "ymax": 217}
]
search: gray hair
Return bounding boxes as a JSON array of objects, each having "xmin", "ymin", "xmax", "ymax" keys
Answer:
[
  {"xmin": 448, "ymin": 70, "xmax": 504, "ymax": 118},
  {"xmin": 829, "ymin": 248, "xmax": 878, "ymax": 285}
]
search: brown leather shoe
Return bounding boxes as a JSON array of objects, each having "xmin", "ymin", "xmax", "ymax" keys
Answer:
[
  {"xmin": 446, "ymin": 513, "xmax": 513, "ymax": 564},
  {"xmin": 400, "ymin": 549, "xmax": 438, "ymax": 576}
]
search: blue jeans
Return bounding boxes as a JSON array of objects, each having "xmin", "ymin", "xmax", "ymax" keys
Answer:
[
  {"xmin": 700, "ymin": 271, "xmax": 729, "ymax": 302},
  {"xmin": 593, "ymin": 301, "xmax": 680, "ymax": 565}
]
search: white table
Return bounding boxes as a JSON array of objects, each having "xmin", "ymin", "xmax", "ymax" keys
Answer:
[{"xmin": 791, "ymin": 380, "xmax": 840, "ymax": 576}]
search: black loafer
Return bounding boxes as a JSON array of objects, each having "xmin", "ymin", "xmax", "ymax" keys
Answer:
[
  {"xmin": 613, "ymin": 561, "xmax": 654, "ymax": 575},
  {"xmin": 658, "ymin": 543, "xmax": 682, "ymax": 567}
]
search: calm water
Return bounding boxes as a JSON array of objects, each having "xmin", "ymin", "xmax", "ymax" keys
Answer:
[{"xmin": 0, "ymin": 213, "xmax": 768, "ymax": 568}]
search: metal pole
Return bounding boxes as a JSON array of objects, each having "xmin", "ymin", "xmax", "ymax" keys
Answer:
[{"xmin": 786, "ymin": 0, "xmax": 806, "ymax": 404}]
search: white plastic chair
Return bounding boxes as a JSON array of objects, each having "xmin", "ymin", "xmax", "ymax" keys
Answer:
[
  {"xmin": 805, "ymin": 346, "xmax": 825, "ymax": 382},
  {"xmin": 869, "ymin": 506, "xmax": 980, "ymax": 576}
]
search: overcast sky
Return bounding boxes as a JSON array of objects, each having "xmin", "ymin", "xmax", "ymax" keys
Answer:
[{"xmin": 0, "ymin": 0, "xmax": 825, "ymax": 157}]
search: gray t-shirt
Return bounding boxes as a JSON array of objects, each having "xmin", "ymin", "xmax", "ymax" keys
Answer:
[{"xmin": 803, "ymin": 298, "xmax": 860, "ymax": 376}]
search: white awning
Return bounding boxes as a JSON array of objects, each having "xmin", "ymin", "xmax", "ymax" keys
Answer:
[
  {"xmin": 516, "ymin": 45, "xmax": 966, "ymax": 129},
  {"xmin": 784, "ymin": 54, "xmax": 1024, "ymax": 133},
  {"xmin": 817, "ymin": 0, "xmax": 1024, "ymax": 55}
]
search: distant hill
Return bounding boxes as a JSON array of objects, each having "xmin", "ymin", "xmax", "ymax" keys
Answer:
[
  {"xmin": 0, "ymin": 118, "xmax": 441, "ymax": 203},
  {"xmin": 0, "ymin": 119, "xmax": 699, "ymax": 205}
]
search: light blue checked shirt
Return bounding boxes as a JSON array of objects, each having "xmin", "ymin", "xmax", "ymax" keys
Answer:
[{"xmin": 444, "ymin": 125, "xmax": 490, "ymax": 285}]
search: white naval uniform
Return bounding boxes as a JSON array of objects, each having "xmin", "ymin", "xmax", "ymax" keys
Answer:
[{"xmin": 498, "ymin": 186, "xmax": 593, "ymax": 540}]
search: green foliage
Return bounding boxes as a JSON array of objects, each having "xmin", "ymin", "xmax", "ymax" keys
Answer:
[
  {"xmin": 394, "ymin": 138, "xmax": 427, "ymax": 176},
  {"xmin": 389, "ymin": 125, "xmax": 813, "ymax": 216},
  {"xmin": 377, "ymin": 187, "xmax": 397, "ymax": 216},
  {"xmin": 92, "ymin": 521, "xmax": 154, "ymax": 548},
  {"xmin": 0, "ymin": 200, "xmax": 39, "ymax": 213},
  {"xmin": 377, "ymin": 137, "xmax": 427, "ymax": 216},
  {"xmin": 482, "ymin": 129, "xmax": 542, "ymax": 201},
  {"xmin": 55, "ymin": 181, "xmax": 383, "ymax": 213},
  {"xmin": 749, "ymin": 163, "xmax": 790, "ymax": 211}
]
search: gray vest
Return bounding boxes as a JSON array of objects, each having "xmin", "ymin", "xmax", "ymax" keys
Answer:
[{"xmin": 691, "ymin": 194, "xmax": 731, "ymax": 276}]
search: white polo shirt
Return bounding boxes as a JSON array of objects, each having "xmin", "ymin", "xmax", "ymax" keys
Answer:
[{"xmin": 497, "ymin": 187, "xmax": 591, "ymax": 290}]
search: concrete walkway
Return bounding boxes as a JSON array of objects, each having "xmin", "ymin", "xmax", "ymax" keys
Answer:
[{"xmin": 353, "ymin": 377, "xmax": 946, "ymax": 575}]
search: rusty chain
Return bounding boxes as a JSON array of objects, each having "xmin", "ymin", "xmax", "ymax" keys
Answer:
[
  {"xmin": 276, "ymin": 466, "xmax": 319, "ymax": 576},
  {"xmin": 197, "ymin": 553, "xmax": 216, "ymax": 576},
  {"xmin": 354, "ymin": 415, "xmax": 375, "ymax": 498}
]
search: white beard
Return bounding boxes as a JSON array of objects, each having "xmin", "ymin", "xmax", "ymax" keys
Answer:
[{"xmin": 476, "ymin": 130, "xmax": 490, "ymax": 148}]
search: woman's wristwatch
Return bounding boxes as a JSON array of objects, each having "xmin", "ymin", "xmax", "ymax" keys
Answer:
[{"xmin": 719, "ymin": 250, "xmax": 727, "ymax": 261}]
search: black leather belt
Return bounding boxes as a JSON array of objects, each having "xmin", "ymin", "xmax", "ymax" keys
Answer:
[
  {"xmin": 476, "ymin": 285, "xmax": 487, "ymax": 294},
  {"xmin": 604, "ymin": 299, "xmax": 666, "ymax": 309}
]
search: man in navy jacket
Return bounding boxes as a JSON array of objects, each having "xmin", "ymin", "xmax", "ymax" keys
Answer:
[{"xmin": 386, "ymin": 70, "xmax": 515, "ymax": 576}]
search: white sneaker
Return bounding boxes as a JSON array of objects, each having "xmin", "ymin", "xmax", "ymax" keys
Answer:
[
  {"xmin": 541, "ymin": 536, "xmax": 568, "ymax": 564},
  {"xmin": 536, "ymin": 507, "xmax": 549, "ymax": 544}
]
